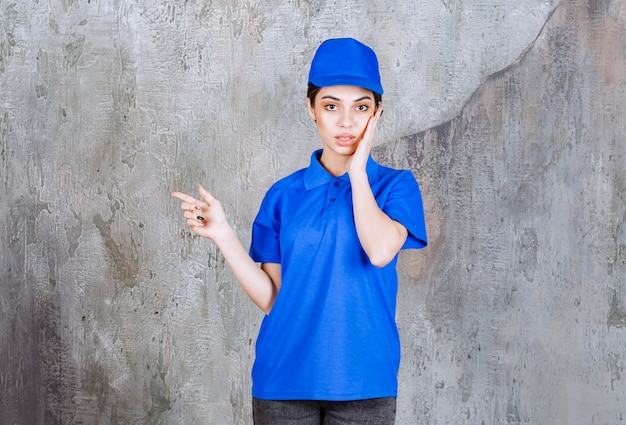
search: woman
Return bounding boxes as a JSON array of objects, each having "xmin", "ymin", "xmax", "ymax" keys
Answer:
[{"xmin": 172, "ymin": 37, "xmax": 427, "ymax": 425}]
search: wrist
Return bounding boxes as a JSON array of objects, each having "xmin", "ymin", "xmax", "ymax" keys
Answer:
[
  {"xmin": 211, "ymin": 221, "xmax": 236, "ymax": 245},
  {"xmin": 348, "ymin": 167, "xmax": 368, "ymax": 180}
]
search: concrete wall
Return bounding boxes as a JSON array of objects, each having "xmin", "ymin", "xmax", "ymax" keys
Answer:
[{"xmin": 1, "ymin": 0, "xmax": 624, "ymax": 424}]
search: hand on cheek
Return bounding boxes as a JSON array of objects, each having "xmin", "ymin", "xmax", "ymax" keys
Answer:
[{"xmin": 347, "ymin": 106, "xmax": 383, "ymax": 175}]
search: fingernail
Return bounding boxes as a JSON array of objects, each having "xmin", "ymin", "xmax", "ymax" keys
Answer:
[
  {"xmin": 194, "ymin": 206, "xmax": 200, "ymax": 210},
  {"xmin": 197, "ymin": 216, "xmax": 204, "ymax": 221}
]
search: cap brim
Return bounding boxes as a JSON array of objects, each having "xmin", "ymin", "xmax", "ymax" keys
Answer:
[{"xmin": 309, "ymin": 76, "xmax": 383, "ymax": 95}]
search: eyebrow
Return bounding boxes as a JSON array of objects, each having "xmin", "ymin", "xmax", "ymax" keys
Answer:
[{"xmin": 320, "ymin": 95, "xmax": 373, "ymax": 102}]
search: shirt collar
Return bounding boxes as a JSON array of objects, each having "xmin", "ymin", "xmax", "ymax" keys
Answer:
[{"xmin": 303, "ymin": 149, "xmax": 379, "ymax": 190}]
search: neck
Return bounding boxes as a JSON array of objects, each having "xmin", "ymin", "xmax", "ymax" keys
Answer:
[{"xmin": 319, "ymin": 151, "xmax": 349, "ymax": 177}]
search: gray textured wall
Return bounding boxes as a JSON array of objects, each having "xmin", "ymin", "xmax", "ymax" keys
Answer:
[{"xmin": 1, "ymin": 0, "xmax": 624, "ymax": 424}]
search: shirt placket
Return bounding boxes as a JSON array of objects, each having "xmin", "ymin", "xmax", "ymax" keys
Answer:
[{"xmin": 325, "ymin": 179, "xmax": 342, "ymax": 215}]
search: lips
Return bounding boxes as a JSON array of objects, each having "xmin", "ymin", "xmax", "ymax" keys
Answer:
[{"xmin": 335, "ymin": 134, "xmax": 356, "ymax": 146}]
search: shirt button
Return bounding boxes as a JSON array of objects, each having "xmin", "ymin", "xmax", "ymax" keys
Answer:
[
  {"xmin": 334, "ymin": 182, "xmax": 340, "ymax": 187},
  {"xmin": 330, "ymin": 197, "xmax": 336, "ymax": 202}
]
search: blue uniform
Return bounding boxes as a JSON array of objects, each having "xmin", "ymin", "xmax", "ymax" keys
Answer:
[{"xmin": 249, "ymin": 149, "xmax": 427, "ymax": 401}]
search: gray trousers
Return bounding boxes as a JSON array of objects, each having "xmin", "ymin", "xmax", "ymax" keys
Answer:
[{"xmin": 252, "ymin": 397, "xmax": 396, "ymax": 425}]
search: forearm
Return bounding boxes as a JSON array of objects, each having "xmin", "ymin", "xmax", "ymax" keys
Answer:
[
  {"xmin": 172, "ymin": 187, "xmax": 279, "ymax": 313},
  {"xmin": 350, "ymin": 171, "xmax": 408, "ymax": 267},
  {"xmin": 212, "ymin": 225, "xmax": 278, "ymax": 314}
]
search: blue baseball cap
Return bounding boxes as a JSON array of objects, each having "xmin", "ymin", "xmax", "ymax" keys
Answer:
[{"xmin": 308, "ymin": 38, "xmax": 383, "ymax": 95}]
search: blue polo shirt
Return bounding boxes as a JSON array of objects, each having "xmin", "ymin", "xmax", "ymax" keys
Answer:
[{"xmin": 249, "ymin": 149, "xmax": 427, "ymax": 401}]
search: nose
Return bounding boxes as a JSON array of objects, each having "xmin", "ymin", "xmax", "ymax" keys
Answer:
[{"xmin": 339, "ymin": 110, "xmax": 353, "ymax": 128}]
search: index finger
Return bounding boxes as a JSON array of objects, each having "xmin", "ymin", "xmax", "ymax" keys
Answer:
[
  {"xmin": 171, "ymin": 191, "xmax": 200, "ymax": 204},
  {"xmin": 375, "ymin": 104, "xmax": 384, "ymax": 118}
]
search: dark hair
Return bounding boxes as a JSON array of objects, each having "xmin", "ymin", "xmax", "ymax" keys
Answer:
[{"xmin": 307, "ymin": 83, "xmax": 382, "ymax": 108}]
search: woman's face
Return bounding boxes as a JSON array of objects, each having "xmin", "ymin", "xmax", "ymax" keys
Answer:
[{"xmin": 307, "ymin": 85, "xmax": 377, "ymax": 159}]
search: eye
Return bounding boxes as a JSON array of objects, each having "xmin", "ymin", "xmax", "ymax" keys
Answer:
[
  {"xmin": 324, "ymin": 104, "xmax": 338, "ymax": 111},
  {"xmin": 356, "ymin": 104, "xmax": 369, "ymax": 112}
]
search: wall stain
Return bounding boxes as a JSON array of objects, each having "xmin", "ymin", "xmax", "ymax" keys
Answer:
[
  {"xmin": 81, "ymin": 361, "xmax": 112, "ymax": 414},
  {"xmin": 244, "ymin": 0, "xmax": 267, "ymax": 43},
  {"xmin": 607, "ymin": 289, "xmax": 626, "ymax": 328},
  {"xmin": 63, "ymin": 34, "xmax": 85, "ymax": 69},
  {"xmin": 606, "ymin": 352, "xmax": 622, "ymax": 392},
  {"xmin": 515, "ymin": 228, "xmax": 538, "ymax": 282},
  {"xmin": 93, "ymin": 199, "xmax": 141, "ymax": 287},
  {"xmin": 64, "ymin": 208, "xmax": 83, "ymax": 258},
  {"xmin": 8, "ymin": 197, "xmax": 50, "ymax": 249},
  {"xmin": 0, "ymin": 3, "xmax": 18, "ymax": 75},
  {"xmin": 35, "ymin": 48, "xmax": 49, "ymax": 99},
  {"xmin": 37, "ymin": 288, "xmax": 78, "ymax": 424},
  {"xmin": 588, "ymin": 0, "xmax": 611, "ymax": 18},
  {"xmin": 148, "ymin": 370, "xmax": 173, "ymax": 422}
]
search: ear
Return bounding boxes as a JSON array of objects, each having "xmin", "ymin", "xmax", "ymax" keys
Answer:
[{"xmin": 307, "ymin": 98, "xmax": 316, "ymax": 121}]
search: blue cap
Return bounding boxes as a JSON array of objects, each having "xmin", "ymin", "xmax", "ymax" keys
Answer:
[{"xmin": 308, "ymin": 38, "xmax": 383, "ymax": 95}]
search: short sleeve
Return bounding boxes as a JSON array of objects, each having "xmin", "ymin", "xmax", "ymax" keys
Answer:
[
  {"xmin": 382, "ymin": 171, "xmax": 428, "ymax": 250},
  {"xmin": 249, "ymin": 190, "xmax": 282, "ymax": 263}
]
